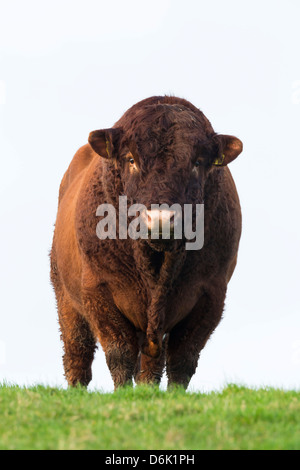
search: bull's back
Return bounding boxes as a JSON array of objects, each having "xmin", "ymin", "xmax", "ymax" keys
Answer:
[
  {"xmin": 53, "ymin": 144, "xmax": 98, "ymax": 306},
  {"xmin": 58, "ymin": 144, "xmax": 96, "ymax": 203}
]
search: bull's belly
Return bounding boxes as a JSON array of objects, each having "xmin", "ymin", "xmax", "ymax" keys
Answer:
[
  {"xmin": 165, "ymin": 287, "xmax": 201, "ymax": 331},
  {"xmin": 112, "ymin": 282, "xmax": 202, "ymax": 333}
]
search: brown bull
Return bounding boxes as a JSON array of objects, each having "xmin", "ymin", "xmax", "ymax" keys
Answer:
[{"xmin": 50, "ymin": 95, "xmax": 243, "ymax": 389}]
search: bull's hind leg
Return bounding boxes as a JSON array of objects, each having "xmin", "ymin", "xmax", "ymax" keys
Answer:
[
  {"xmin": 58, "ymin": 293, "xmax": 97, "ymax": 387},
  {"xmin": 50, "ymin": 249, "xmax": 97, "ymax": 387},
  {"xmin": 166, "ymin": 282, "xmax": 226, "ymax": 389}
]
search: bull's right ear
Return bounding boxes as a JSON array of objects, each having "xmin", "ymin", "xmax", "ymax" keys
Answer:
[{"xmin": 88, "ymin": 128, "xmax": 122, "ymax": 159}]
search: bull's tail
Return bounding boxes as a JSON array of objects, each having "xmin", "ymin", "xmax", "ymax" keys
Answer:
[
  {"xmin": 142, "ymin": 332, "xmax": 162, "ymax": 358},
  {"xmin": 142, "ymin": 307, "xmax": 164, "ymax": 358}
]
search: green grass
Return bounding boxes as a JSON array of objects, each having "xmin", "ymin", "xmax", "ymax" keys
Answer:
[{"xmin": 0, "ymin": 383, "xmax": 299, "ymax": 450}]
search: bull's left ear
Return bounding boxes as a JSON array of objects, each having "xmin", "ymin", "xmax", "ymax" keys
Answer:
[
  {"xmin": 88, "ymin": 127, "xmax": 122, "ymax": 159},
  {"xmin": 213, "ymin": 135, "xmax": 243, "ymax": 166}
]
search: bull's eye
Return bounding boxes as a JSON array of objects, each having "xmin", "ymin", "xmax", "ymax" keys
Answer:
[
  {"xmin": 194, "ymin": 161, "xmax": 200, "ymax": 167},
  {"xmin": 129, "ymin": 158, "xmax": 135, "ymax": 164}
]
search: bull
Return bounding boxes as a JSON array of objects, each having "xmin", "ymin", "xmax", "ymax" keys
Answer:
[{"xmin": 50, "ymin": 95, "xmax": 243, "ymax": 389}]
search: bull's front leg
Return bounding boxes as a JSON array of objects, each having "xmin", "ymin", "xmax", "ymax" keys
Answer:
[
  {"xmin": 82, "ymin": 273, "xmax": 139, "ymax": 389},
  {"xmin": 166, "ymin": 281, "xmax": 227, "ymax": 389}
]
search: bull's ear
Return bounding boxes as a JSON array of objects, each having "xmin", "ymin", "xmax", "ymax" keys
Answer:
[
  {"xmin": 88, "ymin": 128, "xmax": 122, "ymax": 159},
  {"xmin": 213, "ymin": 135, "xmax": 243, "ymax": 166}
]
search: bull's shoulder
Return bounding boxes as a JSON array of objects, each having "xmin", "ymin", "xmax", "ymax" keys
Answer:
[
  {"xmin": 58, "ymin": 144, "xmax": 97, "ymax": 203},
  {"xmin": 220, "ymin": 167, "xmax": 241, "ymax": 221},
  {"xmin": 202, "ymin": 167, "xmax": 242, "ymax": 273},
  {"xmin": 205, "ymin": 167, "xmax": 241, "ymax": 214}
]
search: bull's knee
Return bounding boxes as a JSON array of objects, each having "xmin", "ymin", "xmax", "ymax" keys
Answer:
[
  {"xmin": 166, "ymin": 355, "xmax": 198, "ymax": 389},
  {"xmin": 105, "ymin": 343, "xmax": 138, "ymax": 389}
]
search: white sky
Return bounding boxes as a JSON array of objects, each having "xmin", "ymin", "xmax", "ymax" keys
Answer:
[{"xmin": 0, "ymin": 0, "xmax": 300, "ymax": 392}]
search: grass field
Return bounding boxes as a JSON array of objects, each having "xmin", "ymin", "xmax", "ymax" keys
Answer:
[{"xmin": 0, "ymin": 383, "xmax": 299, "ymax": 450}]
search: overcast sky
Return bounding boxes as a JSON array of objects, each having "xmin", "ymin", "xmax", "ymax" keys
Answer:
[{"xmin": 0, "ymin": 0, "xmax": 299, "ymax": 392}]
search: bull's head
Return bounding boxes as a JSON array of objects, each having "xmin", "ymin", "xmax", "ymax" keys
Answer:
[{"xmin": 88, "ymin": 103, "xmax": 242, "ymax": 250}]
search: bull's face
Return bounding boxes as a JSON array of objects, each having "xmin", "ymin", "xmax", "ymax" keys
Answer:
[{"xmin": 89, "ymin": 104, "xmax": 242, "ymax": 250}]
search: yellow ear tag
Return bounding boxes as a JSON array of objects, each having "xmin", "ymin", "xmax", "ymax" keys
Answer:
[
  {"xmin": 213, "ymin": 153, "xmax": 225, "ymax": 166},
  {"xmin": 105, "ymin": 138, "xmax": 111, "ymax": 158}
]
